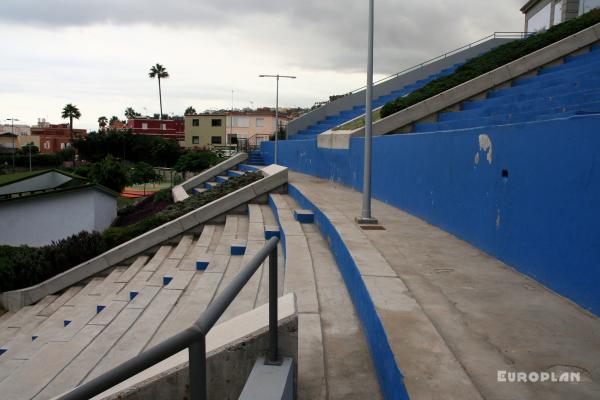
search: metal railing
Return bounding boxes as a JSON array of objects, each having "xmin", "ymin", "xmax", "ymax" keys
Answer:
[
  {"xmin": 236, "ymin": 133, "xmax": 271, "ymax": 153},
  {"xmin": 59, "ymin": 236, "xmax": 281, "ymax": 400},
  {"xmin": 346, "ymin": 32, "xmax": 532, "ymax": 95}
]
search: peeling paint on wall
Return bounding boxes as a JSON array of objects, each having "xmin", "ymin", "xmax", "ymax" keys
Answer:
[
  {"xmin": 479, "ymin": 134, "xmax": 493, "ymax": 164},
  {"xmin": 474, "ymin": 152, "xmax": 481, "ymax": 165},
  {"xmin": 496, "ymin": 209, "xmax": 501, "ymax": 230}
]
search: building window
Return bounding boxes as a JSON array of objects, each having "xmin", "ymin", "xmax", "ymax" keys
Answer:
[
  {"xmin": 211, "ymin": 136, "xmax": 222, "ymax": 144},
  {"xmin": 232, "ymin": 116, "xmax": 250, "ymax": 128},
  {"xmin": 192, "ymin": 136, "xmax": 199, "ymax": 144},
  {"xmin": 192, "ymin": 119, "xmax": 200, "ymax": 126},
  {"xmin": 44, "ymin": 141, "xmax": 50, "ymax": 150},
  {"xmin": 60, "ymin": 143, "xmax": 65, "ymax": 150},
  {"xmin": 142, "ymin": 123, "xmax": 148, "ymax": 129},
  {"xmin": 256, "ymin": 118, "xmax": 265, "ymax": 127},
  {"xmin": 211, "ymin": 119, "xmax": 222, "ymax": 127},
  {"xmin": 527, "ymin": 3, "xmax": 552, "ymax": 31},
  {"xmin": 161, "ymin": 123, "xmax": 166, "ymax": 130},
  {"xmin": 229, "ymin": 134, "xmax": 238, "ymax": 145}
]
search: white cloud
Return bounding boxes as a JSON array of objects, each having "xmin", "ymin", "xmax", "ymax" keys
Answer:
[{"xmin": 0, "ymin": 0, "xmax": 524, "ymax": 131}]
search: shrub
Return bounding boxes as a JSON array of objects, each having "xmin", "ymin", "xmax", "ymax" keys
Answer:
[
  {"xmin": 89, "ymin": 155, "xmax": 131, "ymax": 193},
  {"xmin": 380, "ymin": 9, "xmax": 600, "ymax": 119},
  {"xmin": 173, "ymin": 151, "xmax": 220, "ymax": 174}
]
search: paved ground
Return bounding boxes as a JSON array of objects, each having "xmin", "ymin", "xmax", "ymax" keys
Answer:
[{"xmin": 290, "ymin": 171, "xmax": 600, "ymax": 400}]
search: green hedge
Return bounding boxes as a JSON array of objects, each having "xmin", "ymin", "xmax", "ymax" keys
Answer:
[
  {"xmin": 0, "ymin": 171, "xmax": 263, "ymax": 292},
  {"xmin": 380, "ymin": 9, "xmax": 600, "ymax": 119}
]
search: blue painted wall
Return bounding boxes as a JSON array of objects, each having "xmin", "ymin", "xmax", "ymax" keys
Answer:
[{"xmin": 262, "ymin": 115, "xmax": 600, "ymax": 315}]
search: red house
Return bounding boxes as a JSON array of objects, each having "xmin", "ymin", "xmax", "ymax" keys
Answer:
[
  {"xmin": 31, "ymin": 123, "xmax": 87, "ymax": 154},
  {"xmin": 126, "ymin": 118, "xmax": 184, "ymax": 141}
]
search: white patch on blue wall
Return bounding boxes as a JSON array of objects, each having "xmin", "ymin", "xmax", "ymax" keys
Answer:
[{"xmin": 478, "ymin": 134, "xmax": 493, "ymax": 165}]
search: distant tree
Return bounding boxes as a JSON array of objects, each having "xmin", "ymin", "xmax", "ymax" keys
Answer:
[
  {"xmin": 184, "ymin": 106, "xmax": 196, "ymax": 115},
  {"xmin": 89, "ymin": 155, "xmax": 131, "ymax": 193},
  {"xmin": 130, "ymin": 161, "xmax": 160, "ymax": 195},
  {"xmin": 109, "ymin": 116, "xmax": 120, "ymax": 125},
  {"xmin": 98, "ymin": 116, "xmax": 108, "ymax": 132},
  {"xmin": 61, "ymin": 103, "xmax": 81, "ymax": 166},
  {"xmin": 125, "ymin": 107, "xmax": 141, "ymax": 120},
  {"xmin": 148, "ymin": 63, "xmax": 169, "ymax": 120},
  {"xmin": 173, "ymin": 151, "xmax": 218, "ymax": 174}
]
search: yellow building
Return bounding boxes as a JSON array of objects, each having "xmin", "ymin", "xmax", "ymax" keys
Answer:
[{"xmin": 183, "ymin": 114, "xmax": 227, "ymax": 149}]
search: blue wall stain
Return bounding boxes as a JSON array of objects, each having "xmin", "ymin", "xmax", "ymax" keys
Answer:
[{"xmin": 263, "ymin": 116, "xmax": 600, "ymax": 315}]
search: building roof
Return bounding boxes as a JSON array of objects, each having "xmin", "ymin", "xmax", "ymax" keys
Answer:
[
  {"xmin": 521, "ymin": 0, "xmax": 540, "ymax": 13},
  {"xmin": 0, "ymin": 169, "xmax": 118, "ymax": 203}
]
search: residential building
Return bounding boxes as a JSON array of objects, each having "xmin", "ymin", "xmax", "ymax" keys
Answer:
[
  {"xmin": 0, "ymin": 124, "xmax": 31, "ymax": 136},
  {"xmin": 521, "ymin": 0, "xmax": 600, "ymax": 31},
  {"xmin": 30, "ymin": 123, "xmax": 87, "ymax": 154},
  {"xmin": 126, "ymin": 118, "xmax": 184, "ymax": 141},
  {"xmin": 0, "ymin": 133, "xmax": 17, "ymax": 155},
  {"xmin": 109, "ymin": 120, "xmax": 127, "ymax": 131},
  {"xmin": 0, "ymin": 170, "xmax": 117, "ymax": 246},
  {"xmin": 225, "ymin": 110, "xmax": 291, "ymax": 144},
  {"xmin": 183, "ymin": 114, "xmax": 227, "ymax": 148}
]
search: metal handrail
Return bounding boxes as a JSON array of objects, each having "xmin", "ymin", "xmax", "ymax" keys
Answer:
[
  {"xmin": 59, "ymin": 236, "xmax": 281, "ymax": 400},
  {"xmin": 345, "ymin": 32, "xmax": 532, "ymax": 95}
]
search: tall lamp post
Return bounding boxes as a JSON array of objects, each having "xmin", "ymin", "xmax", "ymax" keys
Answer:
[
  {"xmin": 6, "ymin": 118, "xmax": 20, "ymax": 172},
  {"xmin": 357, "ymin": 0, "xmax": 378, "ymax": 225},
  {"xmin": 259, "ymin": 74, "xmax": 296, "ymax": 165}
]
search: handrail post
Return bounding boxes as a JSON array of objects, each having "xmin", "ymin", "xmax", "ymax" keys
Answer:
[
  {"xmin": 267, "ymin": 243, "xmax": 279, "ymax": 364},
  {"xmin": 189, "ymin": 336, "xmax": 207, "ymax": 400}
]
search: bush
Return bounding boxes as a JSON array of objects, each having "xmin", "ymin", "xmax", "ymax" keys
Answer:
[
  {"xmin": 0, "ymin": 232, "xmax": 109, "ymax": 292},
  {"xmin": 380, "ymin": 9, "xmax": 600, "ymax": 119},
  {"xmin": 173, "ymin": 151, "xmax": 220, "ymax": 174},
  {"xmin": 89, "ymin": 155, "xmax": 131, "ymax": 193}
]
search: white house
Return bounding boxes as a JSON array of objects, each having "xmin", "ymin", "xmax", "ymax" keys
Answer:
[{"xmin": 0, "ymin": 170, "xmax": 118, "ymax": 246}]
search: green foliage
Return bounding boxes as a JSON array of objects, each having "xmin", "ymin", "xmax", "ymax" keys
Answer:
[
  {"xmin": 0, "ymin": 171, "xmax": 263, "ymax": 291},
  {"xmin": 173, "ymin": 151, "xmax": 219, "ymax": 173},
  {"xmin": 89, "ymin": 155, "xmax": 131, "ymax": 193},
  {"xmin": 73, "ymin": 164, "xmax": 92, "ymax": 178},
  {"xmin": 72, "ymin": 130, "xmax": 183, "ymax": 167},
  {"xmin": 131, "ymin": 162, "xmax": 159, "ymax": 185},
  {"xmin": 0, "ymin": 232, "xmax": 108, "ymax": 292},
  {"xmin": 153, "ymin": 188, "xmax": 173, "ymax": 203},
  {"xmin": 380, "ymin": 9, "xmax": 600, "ymax": 119},
  {"xmin": 16, "ymin": 144, "xmax": 39, "ymax": 155}
]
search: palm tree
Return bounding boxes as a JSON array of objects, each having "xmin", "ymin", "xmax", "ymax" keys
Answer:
[
  {"xmin": 185, "ymin": 106, "xmax": 196, "ymax": 115},
  {"xmin": 98, "ymin": 116, "xmax": 108, "ymax": 132},
  {"xmin": 62, "ymin": 104, "xmax": 81, "ymax": 140},
  {"xmin": 61, "ymin": 103, "xmax": 81, "ymax": 166},
  {"xmin": 124, "ymin": 107, "xmax": 140, "ymax": 120},
  {"xmin": 148, "ymin": 64, "xmax": 169, "ymax": 120}
]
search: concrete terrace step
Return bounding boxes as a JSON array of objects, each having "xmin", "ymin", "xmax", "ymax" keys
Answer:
[
  {"xmin": 269, "ymin": 194, "xmax": 325, "ymax": 399},
  {"xmin": 298, "ymin": 209, "xmax": 381, "ymax": 399}
]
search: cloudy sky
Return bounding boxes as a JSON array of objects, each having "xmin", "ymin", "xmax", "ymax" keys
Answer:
[{"xmin": 0, "ymin": 0, "xmax": 524, "ymax": 131}]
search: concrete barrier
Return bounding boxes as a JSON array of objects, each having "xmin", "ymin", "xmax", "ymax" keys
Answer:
[
  {"xmin": 320, "ymin": 23, "xmax": 600, "ymax": 149},
  {"xmin": 172, "ymin": 153, "xmax": 248, "ymax": 202},
  {"xmin": 1, "ymin": 164, "xmax": 288, "ymax": 311},
  {"xmin": 54, "ymin": 293, "xmax": 298, "ymax": 400}
]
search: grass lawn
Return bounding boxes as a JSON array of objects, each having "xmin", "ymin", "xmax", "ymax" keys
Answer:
[{"xmin": 0, "ymin": 170, "xmax": 45, "ymax": 186}]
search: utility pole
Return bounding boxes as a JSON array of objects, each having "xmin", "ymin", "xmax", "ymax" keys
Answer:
[
  {"xmin": 357, "ymin": 0, "xmax": 378, "ymax": 225},
  {"xmin": 6, "ymin": 118, "xmax": 19, "ymax": 172},
  {"xmin": 258, "ymin": 74, "xmax": 296, "ymax": 164}
]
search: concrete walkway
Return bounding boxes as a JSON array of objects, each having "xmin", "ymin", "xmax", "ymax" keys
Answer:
[{"xmin": 290, "ymin": 171, "xmax": 600, "ymax": 400}]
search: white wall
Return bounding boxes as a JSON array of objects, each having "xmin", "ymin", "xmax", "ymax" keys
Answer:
[
  {"xmin": 0, "ymin": 188, "xmax": 117, "ymax": 246},
  {"xmin": 0, "ymin": 171, "xmax": 72, "ymax": 195}
]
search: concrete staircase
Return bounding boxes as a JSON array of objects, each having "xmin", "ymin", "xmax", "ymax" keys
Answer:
[
  {"xmin": 269, "ymin": 194, "xmax": 381, "ymax": 399},
  {"xmin": 410, "ymin": 44, "xmax": 600, "ymax": 134},
  {"xmin": 247, "ymin": 150, "xmax": 266, "ymax": 166},
  {"xmin": 0, "ymin": 204, "xmax": 287, "ymax": 400},
  {"xmin": 289, "ymin": 64, "xmax": 461, "ymax": 140}
]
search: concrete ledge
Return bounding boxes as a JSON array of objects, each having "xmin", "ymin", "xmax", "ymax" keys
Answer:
[
  {"xmin": 326, "ymin": 23, "xmax": 600, "ymax": 147},
  {"xmin": 1, "ymin": 165, "xmax": 288, "ymax": 311},
  {"xmin": 172, "ymin": 153, "xmax": 248, "ymax": 202},
  {"xmin": 56, "ymin": 293, "xmax": 298, "ymax": 400}
]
